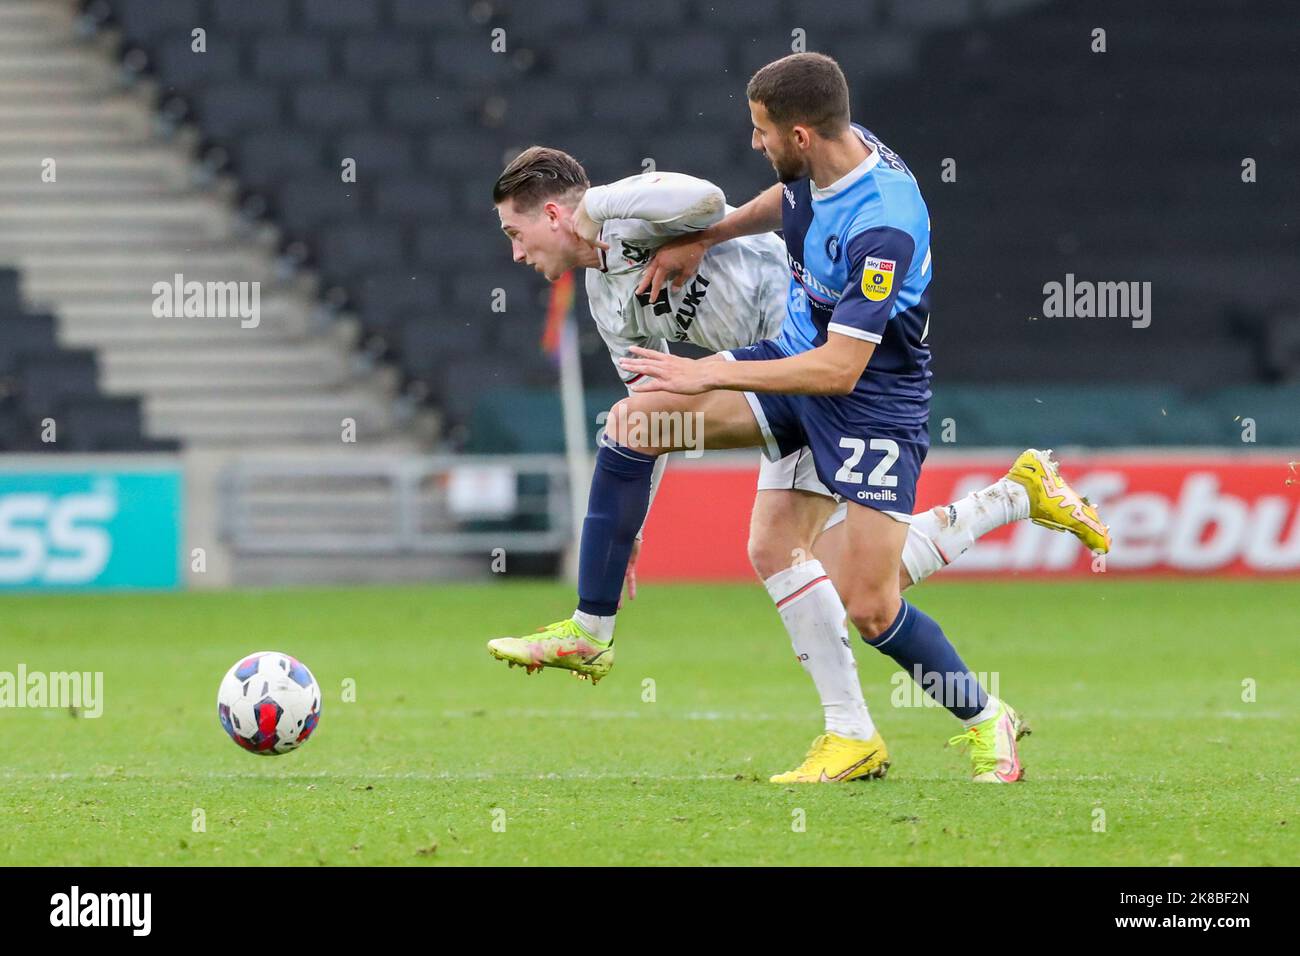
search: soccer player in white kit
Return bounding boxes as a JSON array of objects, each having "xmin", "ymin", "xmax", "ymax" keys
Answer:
[{"xmin": 489, "ymin": 146, "xmax": 1108, "ymax": 781}]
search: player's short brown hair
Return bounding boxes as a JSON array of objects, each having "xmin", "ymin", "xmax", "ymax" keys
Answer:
[
  {"xmin": 492, "ymin": 145, "xmax": 590, "ymax": 212},
  {"xmin": 746, "ymin": 52, "xmax": 851, "ymax": 137}
]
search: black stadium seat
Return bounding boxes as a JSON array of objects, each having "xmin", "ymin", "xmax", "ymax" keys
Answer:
[
  {"xmin": 17, "ymin": 351, "xmax": 101, "ymax": 420},
  {"xmin": 59, "ymin": 398, "xmax": 179, "ymax": 453},
  {"xmin": 210, "ymin": 0, "xmax": 292, "ymax": 31},
  {"xmin": 0, "ymin": 314, "xmax": 58, "ymax": 377},
  {"xmin": 0, "ymin": 268, "xmax": 25, "ymax": 309},
  {"xmin": 293, "ymin": 84, "xmax": 374, "ymax": 129},
  {"xmin": 251, "ymin": 35, "xmax": 332, "ymax": 80},
  {"xmin": 300, "ymin": 0, "xmax": 382, "ymax": 31},
  {"xmin": 196, "ymin": 84, "xmax": 283, "ymax": 139}
]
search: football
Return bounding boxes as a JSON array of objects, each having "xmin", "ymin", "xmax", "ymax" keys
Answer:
[{"xmin": 217, "ymin": 651, "xmax": 322, "ymax": 755}]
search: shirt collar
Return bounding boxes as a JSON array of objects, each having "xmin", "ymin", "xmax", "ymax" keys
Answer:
[{"xmin": 810, "ymin": 126, "xmax": 879, "ymax": 201}]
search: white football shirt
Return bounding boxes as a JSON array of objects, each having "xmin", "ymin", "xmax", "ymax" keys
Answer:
[{"xmin": 581, "ymin": 172, "xmax": 788, "ymax": 385}]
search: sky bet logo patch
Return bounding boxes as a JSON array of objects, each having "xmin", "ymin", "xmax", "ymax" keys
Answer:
[{"xmin": 861, "ymin": 257, "xmax": 896, "ymax": 301}]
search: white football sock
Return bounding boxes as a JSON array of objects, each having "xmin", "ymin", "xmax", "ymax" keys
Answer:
[
  {"xmin": 764, "ymin": 560, "xmax": 875, "ymax": 741},
  {"xmin": 572, "ymin": 610, "xmax": 615, "ymax": 643},
  {"xmin": 901, "ymin": 513, "xmax": 947, "ymax": 585},
  {"xmin": 903, "ymin": 479, "xmax": 1031, "ymax": 584},
  {"xmin": 963, "ymin": 694, "xmax": 1001, "ymax": 728}
]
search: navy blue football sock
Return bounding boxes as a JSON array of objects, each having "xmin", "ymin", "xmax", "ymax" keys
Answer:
[
  {"xmin": 864, "ymin": 600, "xmax": 989, "ymax": 721},
  {"xmin": 576, "ymin": 438, "xmax": 658, "ymax": 617}
]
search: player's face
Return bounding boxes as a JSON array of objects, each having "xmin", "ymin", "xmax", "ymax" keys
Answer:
[
  {"xmin": 496, "ymin": 198, "xmax": 578, "ymax": 282},
  {"xmin": 749, "ymin": 100, "xmax": 809, "ymax": 183}
]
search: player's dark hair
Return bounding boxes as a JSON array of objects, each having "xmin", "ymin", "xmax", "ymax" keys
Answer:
[
  {"xmin": 492, "ymin": 146, "xmax": 590, "ymax": 212},
  {"xmin": 746, "ymin": 52, "xmax": 851, "ymax": 137}
]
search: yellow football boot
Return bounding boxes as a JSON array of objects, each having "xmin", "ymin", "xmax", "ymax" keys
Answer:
[
  {"xmin": 1006, "ymin": 448, "xmax": 1111, "ymax": 553},
  {"xmin": 947, "ymin": 700, "xmax": 1031, "ymax": 783},
  {"xmin": 487, "ymin": 619, "xmax": 614, "ymax": 684},
  {"xmin": 769, "ymin": 731, "xmax": 890, "ymax": 783}
]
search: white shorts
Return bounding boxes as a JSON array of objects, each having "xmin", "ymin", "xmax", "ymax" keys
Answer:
[
  {"xmin": 756, "ymin": 446, "xmax": 830, "ymax": 495},
  {"xmin": 755, "ymin": 447, "xmax": 910, "ymax": 530},
  {"xmin": 756, "ymin": 447, "xmax": 849, "ymax": 532}
]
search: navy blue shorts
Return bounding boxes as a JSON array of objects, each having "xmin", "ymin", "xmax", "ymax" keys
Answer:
[{"xmin": 725, "ymin": 339, "xmax": 929, "ymax": 519}]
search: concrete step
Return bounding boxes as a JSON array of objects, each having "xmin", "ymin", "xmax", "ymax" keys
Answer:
[
  {"xmin": 0, "ymin": 50, "xmax": 117, "ymax": 86},
  {"xmin": 0, "ymin": 103, "xmax": 152, "ymax": 137},
  {"xmin": 0, "ymin": 1, "xmax": 74, "ymax": 32},
  {"xmin": 20, "ymin": 250, "xmax": 272, "ymax": 285},
  {"xmin": 99, "ymin": 344, "xmax": 355, "ymax": 394},
  {"xmin": 24, "ymin": 273, "xmax": 289, "ymax": 304},
  {"xmin": 0, "ymin": 235, "xmax": 255, "ymax": 260},
  {"xmin": 0, "ymin": 148, "xmax": 192, "ymax": 188},
  {"xmin": 0, "ymin": 126, "xmax": 152, "ymax": 146},
  {"xmin": 57, "ymin": 312, "xmax": 312, "ymax": 348},
  {"xmin": 0, "ymin": 197, "xmax": 233, "ymax": 240},
  {"xmin": 0, "ymin": 84, "xmax": 109, "ymax": 104},
  {"xmin": 146, "ymin": 392, "xmax": 398, "ymax": 445},
  {"xmin": 0, "ymin": 32, "xmax": 79, "ymax": 53}
]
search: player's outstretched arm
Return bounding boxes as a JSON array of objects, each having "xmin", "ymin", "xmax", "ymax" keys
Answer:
[
  {"xmin": 582, "ymin": 171, "xmax": 726, "ymax": 234},
  {"xmin": 636, "ymin": 183, "xmax": 785, "ymax": 301},
  {"xmin": 620, "ymin": 333, "xmax": 874, "ymax": 397}
]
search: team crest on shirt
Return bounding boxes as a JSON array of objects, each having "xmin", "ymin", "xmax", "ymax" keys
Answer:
[
  {"xmin": 860, "ymin": 256, "xmax": 896, "ymax": 301},
  {"xmin": 825, "ymin": 234, "xmax": 840, "ymax": 263},
  {"xmin": 621, "ymin": 241, "xmax": 654, "ymax": 266}
]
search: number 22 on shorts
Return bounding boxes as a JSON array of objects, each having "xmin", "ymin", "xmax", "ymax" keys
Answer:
[{"xmin": 835, "ymin": 437, "xmax": 899, "ymax": 486}]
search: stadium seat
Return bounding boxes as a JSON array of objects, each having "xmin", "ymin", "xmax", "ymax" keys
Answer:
[
  {"xmin": 355, "ymin": 272, "xmax": 441, "ymax": 336},
  {"xmin": 0, "ymin": 268, "xmax": 21, "ymax": 308},
  {"xmin": 382, "ymin": 84, "xmax": 472, "ymax": 129},
  {"xmin": 195, "ymin": 84, "xmax": 284, "ymax": 139},
  {"xmin": 645, "ymin": 35, "xmax": 733, "ymax": 78},
  {"xmin": 544, "ymin": 35, "xmax": 639, "ymax": 79},
  {"xmin": 154, "ymin": 40, "xmax": 241, "ymax": 89},
  {"xmin": 17, "ymin": 351, "xmax": 101, "ymax": 420},
  {"xmin": 390, "ymin": 0, "xmax": 470, "ymax": 29},
  {"xmin": 334, "ymin": 129, "xmax": 417, "ymax": 174},
  {"xmin": 276, "ymin": 175, "xmax": 364, "ymax": 235},
  {"xmin": 696, "ymin": 0, "xmax": 784, "ymax": 28},
  {"xmin": 236, "ymin": 130, "xmax": 325, "ymax": 188},
  {"xmin": 318, "ymin": 224, "xmax": 407, "ymax": 282},
  {"xmin": 251, "ymin": 35, "xmax": 332, "ymax": 80},
  {"xmin": 431, "ymin": 34, "xmax": 522, "ymax": 84},
  {"xmin": 300, "ymin": 0, "xmax": 382, "ymax": 31},
  {"xmin": 292, "ymin": 84, "xmax": 375, "ymax": 130},
  {"xmin": 111, "ymin": 0, "xmax": 201, "ymax": 39},
  {"xmin": 342, "ymin": 37, "xmax": 423, "ymax": 79},
  {"xmin": 57, "ymin": 397, "xmax": 176, "ymax": 452},
  {"xmin": 503, "ymin": 1, "xmax": 594, "ymax": 38},
  {"xmin": 0, "ymin": 314, "xmax": 57, "ymax": 376},
  {"xmin": 371, "ymin": 177, "xmax": 452, "ymax": 220},
  {"xmin": 210, "ymin": 0, "xmax": 292, "ymax": 31}
]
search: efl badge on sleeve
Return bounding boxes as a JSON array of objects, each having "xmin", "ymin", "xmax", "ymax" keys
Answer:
[{"xmin": 860, "ymin": 256, "xmax": 896, "ymax": 301}]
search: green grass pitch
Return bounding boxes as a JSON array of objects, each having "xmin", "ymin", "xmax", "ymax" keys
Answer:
[{"xmin": 0, "ymin": 579, "xmax": 1296, "ymax": 866}]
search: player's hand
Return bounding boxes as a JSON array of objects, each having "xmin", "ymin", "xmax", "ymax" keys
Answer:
[
  {"xmin": 636, "ymin": 233, "xmax": 710, "ymax": 302},
  {"xmin": 618, "ymin": 537, "xmax": 641, "ymax": 609},
  {"xmin": 569, "ymin": 201, "xmax": 609, "ymax": 252},
  {"xmin": 621, "ymin": 346, "xmax": 715, "ymax": 395}
]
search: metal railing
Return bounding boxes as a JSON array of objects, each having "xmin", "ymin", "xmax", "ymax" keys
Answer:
[{"xmin": 217, "ymin": 454, "xmax": 571, "ymax": 555}]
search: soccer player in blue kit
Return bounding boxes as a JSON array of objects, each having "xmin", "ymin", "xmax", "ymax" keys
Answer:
[
  {"xmin": 623, "ymin": 52, "xmax": 1030, "ymax": 782},
  {"xmin": 492, "ymin": 52, "xmax": 1111, "ymax": 782}
]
